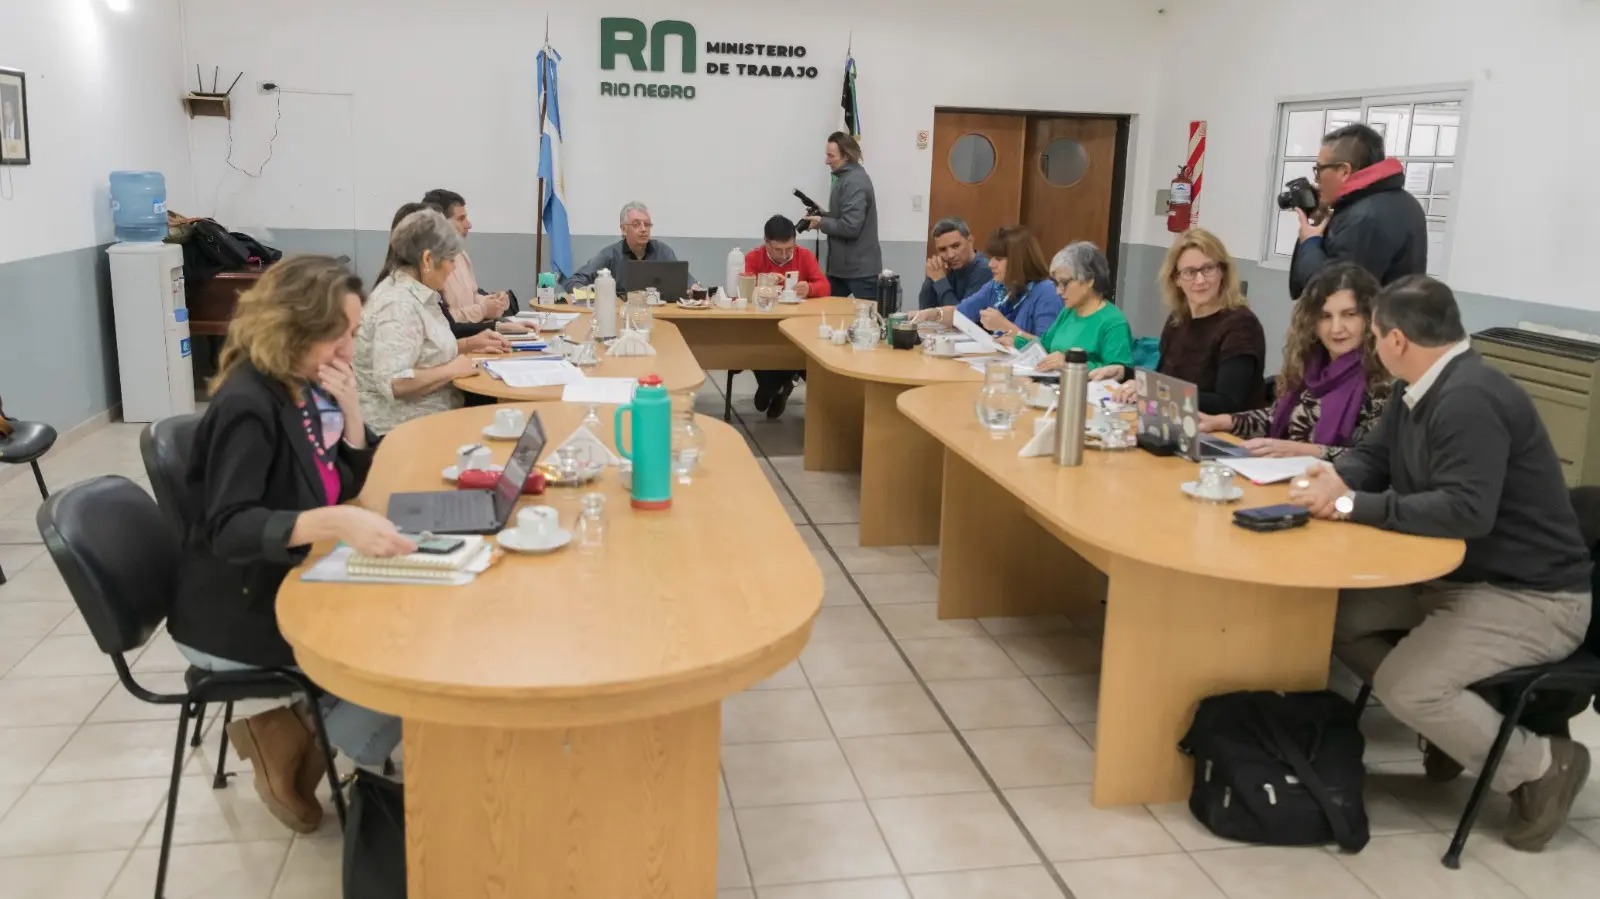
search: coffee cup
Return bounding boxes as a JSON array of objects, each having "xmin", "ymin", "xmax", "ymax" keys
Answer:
[
  {"xmin": 1196, "ymin": 461, "xmax": 1235, "ymax": 501},
  {"xmin": 818, "ymin": 323, "xmax": 834, "ymax": 340},
  {"xmin": 1032, "ymin": 383, "xmax": 1055, "ymax": 407},
  {"xmin": 457, "ymin": 443, "xmax": 492, "ymax": 472},
  {"xmin": 515, "ymin": 506, "xmax": 560, "ymax": 542},
  {"xmin": 732, "ymin": 297, "xmax": 749, "ymax": 310},
  {"xmin": 493, "ymin": 408, "xmax": 526, "ymax": 435}
]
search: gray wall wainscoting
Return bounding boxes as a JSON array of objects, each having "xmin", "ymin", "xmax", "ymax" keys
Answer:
[{"xmin": 0, "ymin": 244, "xmax": 121, "ymax": 431}]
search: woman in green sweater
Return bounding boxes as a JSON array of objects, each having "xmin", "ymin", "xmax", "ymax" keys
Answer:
[{"xmin": 1018, "ymin": 242, "xmax": 1134, "ymax": 377}]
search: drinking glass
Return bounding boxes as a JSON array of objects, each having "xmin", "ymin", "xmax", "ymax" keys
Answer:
[
  {"xmin": 670, "ymin": 403, "xmax": 705, "ymax": 484},
  {"xmin": 575, "ymin": 492, "xmax": 607, "ymax": 553}
]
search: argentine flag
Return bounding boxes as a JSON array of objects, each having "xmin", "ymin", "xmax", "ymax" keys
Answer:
[{"xmin": 536, "ymin": 46, "xmax": 573, "ymax": 277}]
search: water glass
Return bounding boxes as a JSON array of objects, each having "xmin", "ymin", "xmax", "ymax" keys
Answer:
[
  {"xmin": 575, "ymin": 492, "xmax": 607, "ymax": 553},
  {"xmin": 974, "ymin": 361, "xmax": 1024, "ymax": 437},
  {"xmin": 1196, "ymin": 461, "xmax": 1236, "ymax": 502}
]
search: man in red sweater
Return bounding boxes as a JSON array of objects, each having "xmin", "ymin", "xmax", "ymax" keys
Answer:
[{"xmin": 741, "ymin": 215, "xmax": 828, "ymax": 418}]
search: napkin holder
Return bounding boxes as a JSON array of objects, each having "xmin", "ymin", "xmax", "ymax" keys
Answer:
[
  {"xmin": 1019, "ymin": 416, "xmax": 1056, "ymax": 457},
  {"xmin": 551, "ymin": 425, "xmax": 621, "ymax": 467},
  {"xmin": 608, "ymin": 329, "xmax": 656, "ymax": 357},
  {"xmin": 712, "ymin": 287, "xmax": 734, "ymax": 310}
]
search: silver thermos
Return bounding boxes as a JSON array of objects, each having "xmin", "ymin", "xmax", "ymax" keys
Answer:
[{"xmin": 1054, "ymin": 348, "xmax": 1088, "ymax": 466}]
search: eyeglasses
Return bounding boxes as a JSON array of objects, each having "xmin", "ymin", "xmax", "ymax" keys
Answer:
[
  {"xmin": 1053, "ymin": 278, "xmax": 1080, "ymax": 290},
  {"xmin": 625, "ymin": 221, "xmax": 653, "ymax": 231},
  {"xmin": 1176, "ymin": 263, "xmax": 1222, "ymax": 283},
  {"xmin": 1312, "ymin": 162, "xmax": 1349, "ymax": 177}
]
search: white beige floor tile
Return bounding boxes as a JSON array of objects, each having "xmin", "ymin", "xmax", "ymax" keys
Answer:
[
  {"xmin": 1146, "ymin": 801, "xmax": 1248, "ymax": 851},
  {"xmin": 810, "ymin": 606, "xmax": 892, "ymax": 645},
  {"xmin": 1191, "ymin": 844, "xmax": 1379, "ymax": 899},
  {"xmin": 911, "ymin": 545, "xmax": 940, "ymax": 572},
  {"xmin": 0, "ymin": 674, "xmax": 112, "ymax": 727},
  {"xmin": 107, "ymin": 839, "xmax": 290, "ymax": 899},
  {"xmin": 1334, "ymin": 832, "xmax": 1521, "ymax": 898},
  {"xmin": 1579, "ymin": 816, "xmax": 1600, "ymax": 845},
  {"xmin": 719, "ymin": 807, "xmax": 751, "ymax": 889},
  {"xmin": 841, "ymin": 733, "xmax": 986, "ymax": 799},
  {"xmin": 37, "ymin": 720, "xmax": 188, "ymax": 783},
  {"xmin": 852, "ymin": 572, "xmax": 940, "ymax": 606},
  {"xmin": 0, "ymin": 783, "xmax": 20, "ymax": 818},
  {"xmin": 1055, "ymin": 853, "xmax": 1225, "ymax": 899},
  {"xmin": 89, "ymin": 671, "xmax": 191, "ymax": 723},
  {"xmin": 1358, "ymin": 709, "xmax": 1425, "ymax": 764},
  {"xmin": 270, "ymin": 832, "xmax": 343, "ymax": 898},
  {"xmin": 801, "ymin": 640, "xmax": 915, "ymax": 688},
  {"xmin": 7, "ymin": 634, "xmax": 111, "ymax": 678},
  {"xmin": 735, "ymin": 800, "xmax": 897, "ymax": 886},
  {"xmin": 1365, "ymin": 761, "xmax": 1513, "ymax": 834},
  {"xmin": 823, "ymin": 571, "xmax": 867, "ymax": 607},
  {"xmin": 1074, "ymin": 722, "xmax": 1097, "ymax": 748},
  {"xmin": 1005, "ymin": 785, "xmax": 1180, "ymax": 861},
  {"xmin": 1029, "ymin": 674, "xmax": 1098, "ymax": 723},
  {"xmin": 752, "ymin": 659, "xmax": 810, "ymax": 691},
  {"xmin": 0, "ymin": 563, "xmax": 73, "ymax": 603},
  {"xmin": 817, "ymin": 526, "xmax": 929, "ymax": 575},
  {"xmin": 758, "ymin": 878, "xmax": 912, "ymax": 898},
  {"xmin": 140, "ymin": 774, "xmax": 312, "ymax": 846},
  {"xmin": 869, "ymin": 791, "xmax": 1038, "ymax": 874},
  {"xmin": 0, "ymin": 636, "xmax": 43, "ymax": 676},
  {"xmin": 993, "ymin": 633, "xmax": 1100, "ymax": 676},
  {"xmin": 964, "ymin": 726, "xmax": 1094, "ymax": 788},
  {"xmin": 0, "ymin": 724, "xmax": 75, "ymax": 785},
  {"xmin": 0, "ymin": 601, "xmax": 73, "ymax": 637},
  {"xmin": 905, "ymin": 865, "xmax": 1063, "ymax": 898},
  {"xmin": 718, "ymin": 891, "xmax": 754, "ymax": 899},
  {"xmin": 816, "ymin": 683, "xmax": 947, "ymax": 738},
  {"xmin": 900, "ymin": 637, "xmax": 1023, "ymax": 681},
  {"xmin": 0, "ymin": 544, "xmax": 46, "ymax": 575},
  {"xmin": 803, "ymin": 501, "xmax": 862, "ymax": 525},
  {"xmin": 722, "ymin": 739, "xmax": 862, "ymax": 807},
  {"xmin": 0, "ymin": 777, "xmax": 163, "ymax": 856},
  {"xmin": 50, "ymin": 609, "xmax": 93, "ymax": 636},
  {"xmin": 874, "ymin": 603, "xmax": 985, "ymax": 640},
  {"xmin": 0, "ymin": 850, "xmax": 130, "ymax": 899},
  {"xmin": 722, "ymin": 688, "xmax": 833, "ymax": 744},
  {"xmin": 1466, "ymin": 825, "xmax": 1600, "ymax": 899},
  {"xmin": 927, "ymin": 678, "xmax": 1062, "ymax": 729},
  {"xmin": 978, "ymin": 615, "xmax": 1074, "ymax": 638}
]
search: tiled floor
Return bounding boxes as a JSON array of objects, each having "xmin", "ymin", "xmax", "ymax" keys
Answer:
[{"xmin": 1, "ymin": 374, "xmax": 1598, "ymax": 898}]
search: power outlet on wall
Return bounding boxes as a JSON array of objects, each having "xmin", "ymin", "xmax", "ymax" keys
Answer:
[{"xmin": 912, "ymin": 194, "xmax": 924, "ymax": 212}]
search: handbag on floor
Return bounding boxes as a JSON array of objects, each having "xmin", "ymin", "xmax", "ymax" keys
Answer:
[
  {"xmin": 1179, "ymin": 690, "xmax": 1370, "ymax": 852},
  {"xmin": 343, "ymin": 771, "xmax": 407, "ymax": 899}
]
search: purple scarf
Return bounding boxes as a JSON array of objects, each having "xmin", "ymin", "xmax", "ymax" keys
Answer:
[{"xmin": 1270, "ymin": 347, "xmax": 1365, "ymax": 447}]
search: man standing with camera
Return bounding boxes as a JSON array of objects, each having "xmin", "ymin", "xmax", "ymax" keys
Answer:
[
  {"xmin": 1289, "ymin": 123, "xmax": 1428, "ymax": 299},
  {"xmin": 802, "ymin": 132, "xmax": 882, "ymax": 300}
]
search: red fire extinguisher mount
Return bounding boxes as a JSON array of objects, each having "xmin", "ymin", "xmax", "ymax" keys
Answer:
[{"xmin": 1167, "ymin": 165, "xmax": 1194, "ymax": 234}]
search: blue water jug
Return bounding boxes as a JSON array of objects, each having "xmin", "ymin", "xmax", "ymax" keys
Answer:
[{"xmin": 110, "ymin": 171, "xmax": 168, "ymax": 242}]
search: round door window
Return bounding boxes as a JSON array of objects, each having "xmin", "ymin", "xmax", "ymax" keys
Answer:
[
  {"xmin": 949, "ymin": 134, "xmax": 997, "ymax": 184},
  {"xmin": 1040, "ymin": 138, "xmax": 1090, "ymax": 186}
]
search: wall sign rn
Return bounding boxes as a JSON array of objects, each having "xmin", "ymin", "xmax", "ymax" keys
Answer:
[{"xmin": 599, "ymin": 17, "xmax": 820, "ymax": 100}]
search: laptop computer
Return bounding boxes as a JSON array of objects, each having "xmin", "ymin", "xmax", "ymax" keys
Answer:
[
  {"xmin": 620, "ymin": 260, "xmax": 690, "ymax": 300},
  {"xmin": 1132, "ymin": 369, "xmax": 1250, "ymax": 462},
  {"xmin": 386, "ymin": 412, "xmax": 548, "ymax": 535}
]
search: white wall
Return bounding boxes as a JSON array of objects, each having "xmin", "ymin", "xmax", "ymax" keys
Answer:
[
  {"xmin": 0, "ymin": 0, "xmax": 194, "ymax": 264},
  {"xmin": 179, "ymin": 0, "xmax": 1166, "ymax": 246},
  {"xmin": 1133, "ymin": 0, "xmax": 1600, "ymax": 313}
]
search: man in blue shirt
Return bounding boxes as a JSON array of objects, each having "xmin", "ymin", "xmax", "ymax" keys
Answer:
[{"xmin": 918, "ymin": 218, "xmax": 992, "ymax": 310}]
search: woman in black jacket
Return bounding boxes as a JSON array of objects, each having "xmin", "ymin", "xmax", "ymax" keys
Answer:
[{"xmin": 170, "ymin": 255, "xmax": 412, "ymax": 834}]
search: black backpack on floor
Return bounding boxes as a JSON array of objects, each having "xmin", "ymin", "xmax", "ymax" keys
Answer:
[
  {"xmin": 1180, "ymin": 690, "xmax": 1370, "ymax": 852},
  {"xmin": 343, "ymin": 771, "xmax": 407, "ymax": 899}
]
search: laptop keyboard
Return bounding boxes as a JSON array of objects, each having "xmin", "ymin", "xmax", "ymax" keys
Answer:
[{"xmin": 421, "ymin": 491, "xmax": 493, "ymax": 531}]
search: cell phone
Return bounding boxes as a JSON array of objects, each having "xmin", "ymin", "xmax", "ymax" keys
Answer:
[
  {"xmin": 1232, "ymin": 504, "xmax": 1311, "ymax": 533},
  {"xmin": 409, "ymin": 535, "xmax": 466, "ymax": 554}
]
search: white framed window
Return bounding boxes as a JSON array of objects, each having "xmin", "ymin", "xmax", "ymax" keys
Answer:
[{"xmin": 1263, "ymin": 89, "xmax": 1467, "ymax": 277}]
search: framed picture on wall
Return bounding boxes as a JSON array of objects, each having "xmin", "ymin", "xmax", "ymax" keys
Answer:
[{"xmin": 0, "ymin": 68, "xmax": 30, "ymax": 166}]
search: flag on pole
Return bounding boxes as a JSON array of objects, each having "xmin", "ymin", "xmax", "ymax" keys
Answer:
[
  {"xmin": 536, "ymin": 45, "xmax": 572, "ymax": 278},
  {"xmin": 841, "ymin": 54, "xmax": 861, "ymax": 140}
]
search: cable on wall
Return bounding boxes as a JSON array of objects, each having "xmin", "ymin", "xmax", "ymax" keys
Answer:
[{"xmin": 225, "ymin": 88, "xmax": 282, "ymax": 179}]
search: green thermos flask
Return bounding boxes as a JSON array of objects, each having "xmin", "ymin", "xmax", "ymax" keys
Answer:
[{"xmin": 614, "ymin": 375, "xmax": 672, "ymax": 510}]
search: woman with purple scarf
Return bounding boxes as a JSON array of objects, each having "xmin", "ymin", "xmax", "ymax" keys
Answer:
[{"xmin": 1199, "ymin": 263, "xmax": 1391, "ymax": 459}]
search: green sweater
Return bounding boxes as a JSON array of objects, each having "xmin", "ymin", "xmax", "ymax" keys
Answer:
[{"xmin": 1019, "ymin": 301, "xmax": 1135, "ymax": 369}]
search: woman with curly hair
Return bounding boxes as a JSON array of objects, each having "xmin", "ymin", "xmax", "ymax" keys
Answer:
[{"xmin": 1199, "ymin": 262, "xmax": 1392, "ymax": 459}]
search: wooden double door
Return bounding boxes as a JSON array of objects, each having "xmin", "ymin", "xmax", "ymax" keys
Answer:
[{"xmin": 929, "ymin": 111, "xmax": 1126, "ymax": 273}]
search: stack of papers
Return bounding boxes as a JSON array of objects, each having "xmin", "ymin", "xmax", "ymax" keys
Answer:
[
  {"xmin": 1219, "ymin": 456, "xmax": 1321, "ymax": 485},
  {"xmin": 513, "ymin": 311, "xmax": 582, "ymax": 329},
  {"xmin": 483, "ymin": 358, "xmax": 584, "ymax": 388},
  {"xmin": 561, "ymin": 377, "xmax": 638, "ymax": 405},
  {"xmin": 301, "ymin": 543, "xmax": 493, "ymax": 586}
]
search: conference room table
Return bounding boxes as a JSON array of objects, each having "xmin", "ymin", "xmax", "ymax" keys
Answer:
[
  {"xmin": 897, "ymin": 383, "xmax": 1466, "ymax": 808},
  {"xmin": 779, "ymin": 316, "xmax": 982, "ymax": 546},
  {"xmin": 453, "ymin": 313, "xmax": 706, "ymax": 401},
  {"xmin": 277, "ymin": 403, "xmax": 822, "ymax": 897}
]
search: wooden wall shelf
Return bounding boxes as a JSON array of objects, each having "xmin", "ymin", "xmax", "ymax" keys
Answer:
[{"xmin": 183, "ymin": 93, "xmax": 231, "ymax": 119}]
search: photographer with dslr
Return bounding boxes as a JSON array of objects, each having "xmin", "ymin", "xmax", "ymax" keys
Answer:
[
  {"xmin": 1288, "ymin": 123, "xmax": 1428, "ymax": 299},
  {"xmin": 801, "ymin": 132, "xmax": 882, "ymax": 299}
]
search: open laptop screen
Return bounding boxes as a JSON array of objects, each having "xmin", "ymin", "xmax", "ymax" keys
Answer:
[{"xmin": 493, "ymin": 412, "xmax": 546, "ymax": 521}]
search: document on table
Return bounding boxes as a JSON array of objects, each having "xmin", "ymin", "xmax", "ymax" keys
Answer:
[
  {"xmin": 1219, "ymin": 456, "xmax": 1321, "ymax": 485},
  {"xmin": 483, "ymin": 358, "xmax": 584, "ymax": 388},
  {"xmin": 514, "ymin": 311, "xmax": 582, "ymax": 329},
  {"xmin": 300, "ymin": 544, "xmax": 492, "ymax": 586},
  {"xmin": 950, "ymin": 311, "xmax": 1007, "ymax": 355},
  {"xmin": 561, "ymin": 377, "xmax": 637, "ymax": 405}
]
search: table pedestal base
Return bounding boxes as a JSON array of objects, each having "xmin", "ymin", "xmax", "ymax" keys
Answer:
[
  {"xmin": 404, "ymin": 702, "xmax": 721, "ymax": 897},
  {"xmin": 859, "ymin": 382, "xmax": 943, "ymax": 547},
  {"xmin": 803, "ymin": 362, "xmax": 864, "ymax": 473}
]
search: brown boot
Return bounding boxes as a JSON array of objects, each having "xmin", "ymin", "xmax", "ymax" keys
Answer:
[
  {"xmin": 291, "ymin": 702, "xmax": 330, "ymax": 816},
  {"xmin": 1507, "ymin": 738, "xmax": 1591, "ymax": 852},
  {"xmin": 227, "ymin": 706, "xmax": 323, "ymax": 833}
]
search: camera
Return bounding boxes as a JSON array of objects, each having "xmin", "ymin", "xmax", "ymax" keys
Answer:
[
  {"xmin": 793, "ymin": 188, "xmax": 822, "ymax": 232},
  {"xmin": 1276, "ymin": 177, "xmax": 1319, "ymax": 214}
]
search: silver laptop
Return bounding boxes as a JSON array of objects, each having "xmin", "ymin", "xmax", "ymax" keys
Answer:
[
  {"xmin": 386, "ymin": 413, "xmax": 546, "ymax": 534},
  {"xmin": 1133, "ymin": 369, "xmax": 1250, "ymax": 462}
]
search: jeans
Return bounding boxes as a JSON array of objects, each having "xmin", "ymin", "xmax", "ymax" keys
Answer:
[
  {"xmin": 176, "ymin": 642, "xmax": 403, "ymax": 768},
  {"xmin": 829, "ymin": 276, "xmax": 878, "ymax": 300}
]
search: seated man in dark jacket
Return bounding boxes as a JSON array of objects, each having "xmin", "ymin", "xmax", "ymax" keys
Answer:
[{"xmin": 1289, "ymin": 123, "xmax": 1428, "ymax": 299}]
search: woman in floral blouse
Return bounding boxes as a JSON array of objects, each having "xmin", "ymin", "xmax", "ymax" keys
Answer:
[
  {"xmin": 353, "ymin": 208, "xmax": 483, "ymax": 434},
  {"xmin": 1199, "ymin": 262, "xmax": 1391, "ymax": 460}
]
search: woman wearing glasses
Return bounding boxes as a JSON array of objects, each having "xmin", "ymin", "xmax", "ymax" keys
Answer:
[
  {"xmin": 1029, "ymin": 242, "xmax": 1134, "ymax": 377},
  {"xmin": 1111, "ymin": 228, "xmax": 1266, "ymax": 414}
]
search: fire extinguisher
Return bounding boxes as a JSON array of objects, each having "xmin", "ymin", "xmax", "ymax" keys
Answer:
[{"xmin": 1167, "ymin": 165, "xmax": 1194, "ymax": 234}]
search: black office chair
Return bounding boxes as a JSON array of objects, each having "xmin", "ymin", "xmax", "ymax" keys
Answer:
[
  {"xmin": 723, "ymin": 371, "xmax": 740, "ymax": 421},
  {"xmin": 0, "ymin": 413, "xmax": 57, "ymax": 585},
  {"xmin": 1263, "ymin": 375, "xmax": 1278, "ymax": 405},
  {"xmin": 1352, "ymin": 486, "xmax": 1600, "ymax": 869},
  {"xmin": 36, "ymin": 476, "xmax": 346, "ymax": 899}
]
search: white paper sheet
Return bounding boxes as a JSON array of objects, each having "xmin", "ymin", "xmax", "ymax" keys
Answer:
[
  {"xmin": 513, "ymin": 311, "xmax": 582, "ymax": 329},
  {"xmin": 1219, "ymin": 456, "xmax": 1321, "ymax": 485},
  {"xmin": 561, "ymin": 377, "xmax": 637, "ymax": 405},
  {"xmin": 950, "ymin": 311, "xmax": 1004, "ymax": 354},
  {"xmin": 483, "ymin": 359, "xmax": 583, "ymax": 388}
]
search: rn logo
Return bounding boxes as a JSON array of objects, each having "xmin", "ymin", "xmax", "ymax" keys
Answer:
[{"xmin": 599, "ymin": 17, "xmax": 697, "ymax": 100}]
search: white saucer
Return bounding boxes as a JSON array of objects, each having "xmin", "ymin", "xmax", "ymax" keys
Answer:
[
  {"xmin": 442, "ymin": 464, "xmax": 503, "ymax": 483},
  {"xmin": 1180, "ymin": 481, "xmax": 1245, "ymax": 503},
  {"xmin": 496, "ymin": 527, "xmax": 572, "ymax": 554},
  {"xmin": 778, "ymin": 297, "xmax": 804, "ymax": 305},
  {"xmin": 483, "ymin": 424, "xmax": 523, "ymax": 440}
]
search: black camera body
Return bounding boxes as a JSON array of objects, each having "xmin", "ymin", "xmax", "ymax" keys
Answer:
[
  {"xmin": 1276, "ymin": 177, "xmax": 1319, "ymax": 214},
  {"xmin": 793, "ymin": 188, "xmax": 822, "ymax": 232}
]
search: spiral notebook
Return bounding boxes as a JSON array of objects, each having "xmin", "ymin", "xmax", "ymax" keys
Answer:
[{"xmin": 303, "ymin": 538, "xmax": 493, "ymax": 586}]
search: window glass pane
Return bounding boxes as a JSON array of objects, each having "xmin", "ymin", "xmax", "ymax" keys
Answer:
[
  {"xmin": 1284, "ymin": 110, "xmax": 1326, "ymax": 156},
  {"xmin": 1274, "ymin": 209, "xmax": 1299, "ymax": 256},
  {"xmin": 1430, "ymin": 197, "xmax": 1453, "ymax": 217},
  {"xmin": 1438, "ymin": 125, "xmax": 1458, "ymax": 156},
  {"xmin": 1326, "ymin": 109, "xmax": 1360, "ymax": 132},
  {"xmin": 1283, "ymin": 160, "xmax": 1315, "ymax": 185},
  {"xmin": 1404, "ymin": 162, "xmax": 1433, "ymax": 194},
  {"xmin": 1409, "ymin": 124, "xmax": 1439, "ymax": 156},
  {"xmin": 948, "ymin": 134, "xmax": 996, "ymax": 184},
  {"xmin": 1366, "ymin": 105, "xmax": 1413, "ymax": 157},
  {"xmin": 1432, "ymin": 163, "xmax": 1455, "ymax": 196}
]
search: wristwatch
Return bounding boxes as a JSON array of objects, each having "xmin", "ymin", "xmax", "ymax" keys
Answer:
[{"xmin": 1333, "ymin": 492, "xmax": 1356, "ymax": 521}]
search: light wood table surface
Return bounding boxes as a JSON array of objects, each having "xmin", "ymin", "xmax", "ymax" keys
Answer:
[
  {"xmin": 898, "ymin": 382, "xmax": 1465, "ymax": 807},
  {"xmin": 277, "ymin": 403, "xmax": 822, "ymax": 897},
  {"xmin": 453, "ymin": 314, "xmax": 705, "ymax": 401},
  {"xmin": 779, "ymin": 316, "xmax": 982, "ymax": 546}
]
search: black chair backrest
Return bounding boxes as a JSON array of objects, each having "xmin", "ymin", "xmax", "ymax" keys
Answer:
[
  {"xmin": 36, "ymin": 476, "xmax": 178, "ymax": 656},
  {"xmin": 1570, "ymin": 486, "xmax": 1600, "ymax": 655},
  {"xmin": 140, "ymin": 413, "xmax": 203, "ymax": 530}
]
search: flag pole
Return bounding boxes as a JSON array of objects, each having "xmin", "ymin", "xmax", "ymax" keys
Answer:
[{"xmin": 535, "ymin": 19, "xmax": 550, "ymax": 279}]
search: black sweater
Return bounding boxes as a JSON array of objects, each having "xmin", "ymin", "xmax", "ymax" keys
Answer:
[{"xmin": 1336, "ymin": 350, "xmax": 1591, "ymax": 592}]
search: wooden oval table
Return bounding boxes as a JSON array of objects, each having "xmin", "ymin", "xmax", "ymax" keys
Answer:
[
  {"xmin": 453, "ymin": 314, "xmax": 705, "ymax": 401},
  {"xmin": 898, "ymin": 382, "xmax": 1465, "ymax": 808},
  {"xmin": 277, "ymin": 403, "xmax": 822, "ymax": 897},
  {"xmin": 779, "ymin": 316, "xmax": 982, "ymax": 546}
]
